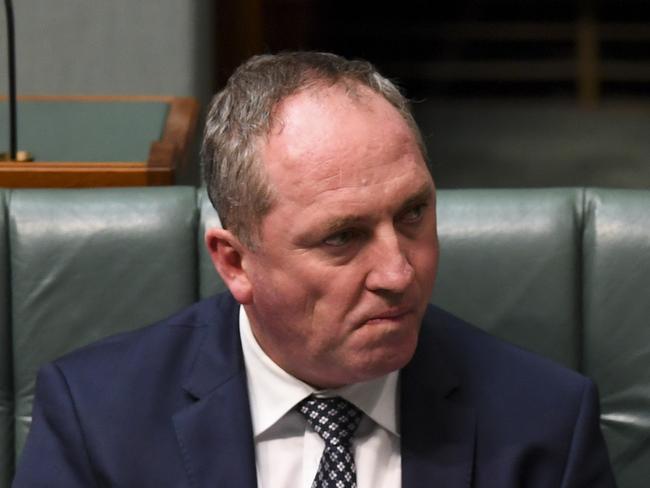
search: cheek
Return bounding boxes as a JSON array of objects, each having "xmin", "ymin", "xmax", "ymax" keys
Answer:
[
  {"xmin": 305, "ymin": 271, "xmax": 369, "ymax": 344},
  {"xmin": 256, "ymin": 275, "xmax": 309, "ymax": 316},
  {"xmin": 251, "ymin": 263, "xmax": 328, "ymax": 331},
  {"xmin": 313, "ymin": 263, "xmax": 367, "ymax": 306},
  {"xmin": 412, "ymin": 240, "xmax": 439, "ymax": 288},
  {"xmin": 423, "ymin": 244, "xmax": 439, "ymax": 275},
  {"xmin": 250, "ymin": 252, "xmax": 374, "ymax": 345}
]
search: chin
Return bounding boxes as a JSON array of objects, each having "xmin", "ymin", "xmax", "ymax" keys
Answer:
[
  {"xmin": 315, "ymin": 329, "xmax": 420, "ymax": 387},
  {"xmin": 353, "ymin": 341, "xmax": 418, "ymax": 382}
]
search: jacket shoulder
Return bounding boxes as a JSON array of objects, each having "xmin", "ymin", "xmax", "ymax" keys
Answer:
[
  {"xmin": 414, "ymin": 305, "xmax": 596, "ymax": 431},
  {"xmin": 54, "ymin": 293, "xmax": 236, "ymax": 371},
  {"xmin": 43, "ymin": 293, "xmax": 240, "ymax": 409},
  {"xmin": 422, "ymin": 305, "xmax": 589, "ymax": 391}
]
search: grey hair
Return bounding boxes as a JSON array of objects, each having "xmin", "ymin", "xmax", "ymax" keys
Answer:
[{"xmin": 201, "ymin": 51, "xmax": 427, "ymax": 248}]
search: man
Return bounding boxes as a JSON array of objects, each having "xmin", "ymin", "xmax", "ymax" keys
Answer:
[{"xmin": 14, "ymin": 52, "xmax": 616, "ymax": 487}]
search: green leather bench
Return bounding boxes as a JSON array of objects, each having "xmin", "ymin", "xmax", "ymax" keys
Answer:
[{"xmin": 1, "ymin": 187, "xmax": 649, "ymax": 487}]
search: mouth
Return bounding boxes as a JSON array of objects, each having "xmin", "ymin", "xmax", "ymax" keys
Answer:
[{"xmin": 363, "ymin": 306, "xmax": 414, "ymax": 324}]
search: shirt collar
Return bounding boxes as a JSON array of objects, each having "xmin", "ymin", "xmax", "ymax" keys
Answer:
[{"xmin": 239, "ymin": 306, "xmax": 400, "ymax": 438}]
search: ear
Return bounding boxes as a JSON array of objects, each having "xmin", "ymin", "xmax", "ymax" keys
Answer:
[{"xmin": 205, "ymin": 227, "xmax": 253, "ymax": 304}]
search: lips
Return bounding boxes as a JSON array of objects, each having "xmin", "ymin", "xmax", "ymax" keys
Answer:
[{"xmin": 362, "ymin": 306, "xmax": 414, "ymax": 324}]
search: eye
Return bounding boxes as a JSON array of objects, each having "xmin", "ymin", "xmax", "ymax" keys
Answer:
[
  {"xmin": 323, "ymin": 229, "xmax": 357, "ymax": 247},
  {"xmin": 400, "ymin": 203, "xmax": 427, "ymax": 224}
]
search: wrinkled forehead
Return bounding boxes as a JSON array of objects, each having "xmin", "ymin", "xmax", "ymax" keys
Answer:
[
  {"xmin": 259, "ymin": 83, "xmax": 428, "ymax": 202},
  {"xmin": 267, "ymin": 83, "xmax": 415, "ymax": 156},
  {"xmin": 265, "ymin": 79, "xmax": 375, "ymax": 130}
]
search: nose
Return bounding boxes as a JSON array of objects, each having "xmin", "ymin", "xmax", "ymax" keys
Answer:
[{"xmin": 365, "ymin": 230, "xmax": 415, "ymax": 294}]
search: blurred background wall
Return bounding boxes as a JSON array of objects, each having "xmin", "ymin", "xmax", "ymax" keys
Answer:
[
  {"xmin": 0, "ymin": 0, "xmax": 216, "ymax": 183},
  {"xmin": 2, "ymin": 0, "xmax": 650, "ymax": 188},
  {"xmin": 253, "ymin": 0, "xmax": 650, "ymax": 189},
  {"xmin": 0, "ymin": 0, "xmax": 216, "ymax": 104}
]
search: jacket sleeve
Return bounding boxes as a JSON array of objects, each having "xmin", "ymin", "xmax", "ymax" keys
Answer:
[
  {"xmin": 560, "ymin": 379, "xmax": 618, "ymax": 488},
  {"xmin": 13, "ymin": 362, "xmax": 98, "ymax": 487}
]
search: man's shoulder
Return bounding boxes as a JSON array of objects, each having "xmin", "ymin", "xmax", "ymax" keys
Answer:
[
  {"xmin": 19, "ymin": 293, "xmax": 247, "ymax": 487},
  {"xmin": 419, "ymin": 305, "xmax": 591, "ymax": 398},
  {"xmin": 51, "ymin": 292, "xmax": 239, "ymax": 383},
  {"xmin": 409, "ymin": 306, "xmax": 616, "ymax": 487}
]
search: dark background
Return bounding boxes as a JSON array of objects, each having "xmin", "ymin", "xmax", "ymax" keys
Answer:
[{"xmin": 216, "ymin": 0, "xmax": 650, "ymax": 188}]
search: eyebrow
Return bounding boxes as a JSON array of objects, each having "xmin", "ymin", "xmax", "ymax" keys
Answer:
[
  {"xmin": 321, "ymin": 215, "xmax": 366, "ymax": 236},
  {"xmin": 398, "ymin": 182, "xmax": 434, "ymax": 214},
  {"xmin": 321, "ymin": 181, "xmax": 434, "ymax": 236}
]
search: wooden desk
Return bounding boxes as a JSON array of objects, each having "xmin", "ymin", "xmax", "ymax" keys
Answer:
[{"xmin": 0, "ymin": 96, "xmax": 199, "ymax": 188}]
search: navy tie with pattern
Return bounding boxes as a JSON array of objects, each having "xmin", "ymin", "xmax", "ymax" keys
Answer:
[{"xmin": 298, "ymin": 396, "xmax": 363, "ymax": 488}]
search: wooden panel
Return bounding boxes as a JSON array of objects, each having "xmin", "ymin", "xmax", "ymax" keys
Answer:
[
  {"xmin": 0, "ymin": 162, "xmax": 172, "ymax": 188},
  {"xmin": 0, "ymin": 95, "xmax": 197, "ymax": 188},
  {"xmin": 156, "ymin": 97, "xmax": 199, "ymax": 172}
]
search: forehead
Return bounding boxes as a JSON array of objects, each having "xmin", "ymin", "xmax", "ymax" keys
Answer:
[{"xmin": 260, "ymin": 83, "xmax": 425, "ymax": 203}]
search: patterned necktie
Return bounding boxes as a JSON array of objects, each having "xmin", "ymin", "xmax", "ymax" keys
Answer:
[{"xmin": 298, "ymin": 396, "xmax": 363, "ymax": 488}]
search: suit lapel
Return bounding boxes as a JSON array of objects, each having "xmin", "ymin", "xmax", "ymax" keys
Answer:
[
  {"xmin": 173, "ymin": 295, "xmax": 257, "ymax": 488},
  {"xmin": 170, "ymin": 297, "xmax": 476, "ymax": 487},
  {"xmin": 401, "ymin": 312, "xmax": 476, "ymax": 488}
]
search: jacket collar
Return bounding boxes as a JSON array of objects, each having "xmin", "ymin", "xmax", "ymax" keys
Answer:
[
  {"xmin": 172, "ymin": 296, "xmax": 475, "ymax": 488},
  {"xmin": 173, "ymin": 293, "xmax": 257, "ymax": 488}
]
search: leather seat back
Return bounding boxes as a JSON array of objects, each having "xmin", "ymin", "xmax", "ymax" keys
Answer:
[
  {"xmin": 3, "ymin": 186, "xmax": 649, "ymax": 488},
  {"xmin": 582, "ymin": 189, "xmax": 650, "ymax": 486},
  {"xmin": 433, "ymin": 188, "xmax": 582, "ymax": 369},
  {"xmin": 9, "ymin": 187, "xmax": 199, "ymax": 458},
  {"xmin": 0, "ymin": 190, "xmax": 12, "ymax": 488}
]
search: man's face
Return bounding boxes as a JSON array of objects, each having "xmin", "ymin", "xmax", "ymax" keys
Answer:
[{"xmin": 241, "ymin": 83, "xmax": 438, "ymax": 388}]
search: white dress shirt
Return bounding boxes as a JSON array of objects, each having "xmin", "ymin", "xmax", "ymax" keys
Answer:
[{"xmin": 239, "ymin": 306, "xmax": 402, "ymax": 488}]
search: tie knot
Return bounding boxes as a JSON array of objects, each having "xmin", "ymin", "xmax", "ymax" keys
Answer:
[{"xmin": 298, "ymin": 396, "xmax": 362, "ymax": 446}]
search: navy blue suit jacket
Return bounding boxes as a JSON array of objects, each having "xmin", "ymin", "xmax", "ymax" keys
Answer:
[{"xmin": 14, "ymin": 293, "xmax": 616, "ymax": 487}]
